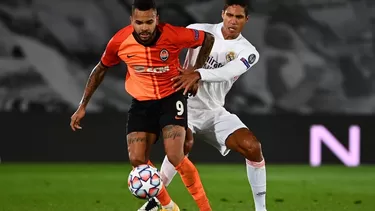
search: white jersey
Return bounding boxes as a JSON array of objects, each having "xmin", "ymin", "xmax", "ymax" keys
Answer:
[{"xmin": 184, "ymin": 22, "xmax": 259, "ymax": 110}]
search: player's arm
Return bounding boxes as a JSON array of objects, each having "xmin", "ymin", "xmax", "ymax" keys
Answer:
[
  {"xmin": 192, "ymin": 32, "xmax": 214, "ymax": 69},
  {"xmin": 175, "ymin": 26, "xmax": 214, "ymax": 68},
  {"xmin": 197, "ymin": 49, "xmax": 259, "ymax": 82},
  {"xmin": 78, "ymin": 62, "xmax": 109, "ymax": 108},
  {"xmin": 79, "ymin": 37, "xmax": 121, "ymax": 108}
]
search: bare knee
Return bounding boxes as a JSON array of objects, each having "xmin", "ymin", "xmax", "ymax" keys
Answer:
[
  {"xmin": 127, "ymin": 132, "xmax": 148, "ymax": 167},
  {"xmin": 241, "ymin": 139, "xmax": 262, "ymax": 162},
  {"xmin": 227, "ymin": 128, "xmax": 263, "ymax": 162},
  {"xmin": 129, "ymin": 155, "xmax": 147, "ymax": 167}
]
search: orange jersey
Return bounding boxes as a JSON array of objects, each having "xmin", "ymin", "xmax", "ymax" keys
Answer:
[{"xmin": 101, "ymin": 23, "xmax": 205, "ymax": 101}]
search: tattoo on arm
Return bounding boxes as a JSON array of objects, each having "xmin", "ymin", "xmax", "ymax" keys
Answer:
[
  {"xmin": 163, "ymin": 125, "xmax": 184, "ymax": 140},
  {"xmin": 193, "ymin": 32, "xmax": 215, "ymax": 69},
  {"xmin": 79, "ymin": 62, "xmax": 108, "ymax": 108}
]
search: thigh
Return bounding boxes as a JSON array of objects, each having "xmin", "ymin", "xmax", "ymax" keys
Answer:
[
  {"xmin": 160, "ymin": 91, "xmax": 188, "ymax": 130},
  {"xmin": 127, "ymin": 131, "xmax": 158, "ymax": 166},
  {"xmin": 198, "ymin": 108, "xmax": 247, "ymax": 156},
  {"xmin": 127, "ymin": 98, "xmax": 160, "ymax": 138}
]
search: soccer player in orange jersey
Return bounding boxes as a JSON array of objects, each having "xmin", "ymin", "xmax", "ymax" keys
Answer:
[{"xmin": 69, "ymin": 0, "xmax": 214, "ymax": 210}]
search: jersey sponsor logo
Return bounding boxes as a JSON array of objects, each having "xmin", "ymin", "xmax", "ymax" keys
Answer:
[
  {"xmin": 127, "ymin": 54, "xmax": 136, "ymax": 58},
  {"xmin": 203, "ymin": 56, "xmax": 224, "ymax": 69},
  {"xmin": 133, "ymin": 65, "xmax": 170, "ymax": 73},
  {"xmin": 248, "ymin": 54, "xmax": 256, "ymax": 64},
  {"xmin": 193, "ymin": 29, "xmax": 199, "ymax": 40},
  {"xmin": 240, "ymin": 57, "xmax": 251, "ymax": 69},
  {"xmin": 225, "ymin": 51, "xmax": 236, "ymax": 62},
  {"xmin": 160, "ymin": 49, "xmax": 169, "ymax": 61}
]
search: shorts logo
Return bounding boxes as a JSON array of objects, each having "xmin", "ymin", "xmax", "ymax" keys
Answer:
[
  {"xmin": 225, "ymin": 51, "xmax": 236, "ymax": 62},
  {"xmin": 193, "ymin": 29, "xmax": 199, "ymax": 40},
  {"xmin": 175, "ymin": 115, "xmax": 184, "ymax": 120},
  {"xmin": 160, "ymin": 49, "xmax": 169, "ymax": 62},
  {"xmin": 240, "ymin": 57, "xmax": 250, "ymax": 69},
  {"xmin": 248, "ymin": 54, "xmax": 256, "ymax": 64}
]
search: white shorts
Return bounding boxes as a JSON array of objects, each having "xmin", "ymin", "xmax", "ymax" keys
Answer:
[{"xmin": 188, "ymin": 106, "xmax": 247, "ymax": 156}]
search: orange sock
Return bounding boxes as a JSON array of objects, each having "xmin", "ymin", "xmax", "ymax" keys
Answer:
[
  {"xmin": 156, "ymin": 184, "xmax": 172, "ymax": 206},
  {"xmin": 147, "ymin": 160, "xmax": 172, "ymax": 206},
  {"xmin": 176, "ymin": 157, "xmax": 211, "ymax": 211}
]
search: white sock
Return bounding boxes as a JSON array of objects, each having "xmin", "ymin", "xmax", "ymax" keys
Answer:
[
  {"xmin": 246, "ymin": 159, "xmax": 267, "ymax": 211},
  {"xmin": 161, "ymin": 200, "xmax": 174, "ymax": 209},
  {"xmin": 160, "ymin": 155, "xmax": 178, "ymax": 187}
]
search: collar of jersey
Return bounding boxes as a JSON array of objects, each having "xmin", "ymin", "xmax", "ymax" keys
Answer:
[{"xmin": 217, "ymin": 22, "xmax": 243, "ymax": 41}]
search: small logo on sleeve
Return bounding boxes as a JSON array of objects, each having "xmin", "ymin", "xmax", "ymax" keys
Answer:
[
  {"xmin": 248, "ymin": 54, "xmax": 256, "ymax": 64},
  {"xmin": 193, "ymin": 29, "xmax": 199, "ymax": 40},
  {"xmin": 240, "ymin": 57, "xmax": 250, "ymax": 69}
]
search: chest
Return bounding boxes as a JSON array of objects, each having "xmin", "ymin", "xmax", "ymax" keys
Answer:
[
  {"xmin": 203, "ymin": 39, "xmax": 242, "ymax": 69},
  {"xmin": 118, "ymin": 38, "xmax": 180, "ymax": 66}
]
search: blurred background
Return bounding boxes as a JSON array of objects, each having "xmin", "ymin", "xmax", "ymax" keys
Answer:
[{"xmin": 1, "ymin": 0, "xmax": 375, "ymax": 210}]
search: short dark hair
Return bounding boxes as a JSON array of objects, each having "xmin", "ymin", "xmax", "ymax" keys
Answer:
[
  {"xmin": 132, "ymin": 0, "xmax": 156, "ymax": 12},
  {"xmin": 223, "ymin": 0, "xmax": 251, "ymax": 16}
]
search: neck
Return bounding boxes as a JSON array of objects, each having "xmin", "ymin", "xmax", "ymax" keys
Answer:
[
  {"xmin": 133, "ymin": 28, "xmax": 160, "ymax": 46},
  {"xmin": 221, "ymin": 27, "xmax": 240, "ymax": 40}
]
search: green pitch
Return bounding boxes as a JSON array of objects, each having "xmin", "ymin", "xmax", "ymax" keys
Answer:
[{"xmin": 1, "ymin": 164, "xmax": 374, "ymax": 211}]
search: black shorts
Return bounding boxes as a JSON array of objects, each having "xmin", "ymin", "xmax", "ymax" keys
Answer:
[{"xmin": 126, "ymin": 91, "xmax": 188, "ymax": 138}]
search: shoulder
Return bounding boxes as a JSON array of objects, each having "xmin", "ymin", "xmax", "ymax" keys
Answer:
[
  {"xmin": 239, "ymin": 37, "xmax": 258, "ymax": 54},
  {"xmin": 186, "ymin": 23, "xmax": 216, "ymax": 32},
  {"xmin": 111, "ymin": 25, "xmax": 134, "ymax": 43}
]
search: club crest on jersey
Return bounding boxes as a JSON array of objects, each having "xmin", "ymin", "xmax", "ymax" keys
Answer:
[
  {"xmin": 225, "ymin": 51, "xmax": 236, "ymax": 62},
  {"xmin": 248, "ymin": 54, "xmax": 256, "ymax": 64},
  {"xmin": 160, "ymin": 49, "xmax": 169, "ymax": 62}
]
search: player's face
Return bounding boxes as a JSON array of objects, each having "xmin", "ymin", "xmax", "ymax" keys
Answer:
[
  {"xmin": 131, "ymin": 9, "xmax": 159, "ymax": 43},
  {"xmin": 222, "ymin": 5, "xmax": 248, "ymax": 38}
]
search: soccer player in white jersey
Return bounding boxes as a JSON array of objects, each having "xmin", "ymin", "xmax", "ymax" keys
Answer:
[{"xmin": 139, "ymin": 0, "xmax": 267, "ymax": 210}]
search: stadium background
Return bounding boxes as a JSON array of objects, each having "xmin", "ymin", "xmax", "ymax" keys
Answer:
[{"xmin": 1, "ymin": 0, "xmax": 375, "ymax": 210}]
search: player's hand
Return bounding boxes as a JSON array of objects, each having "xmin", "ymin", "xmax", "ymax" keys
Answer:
[
  {"xmin": 187, "ymin": 82, "xmax": 199, "ymax": 97},
  {"xmin": 172, "ymin": 68, "xmax": 201, "ymax": 95},
  {"xmin": 70, "ymin": 106, "xmax": 86, "ymax": 131}
]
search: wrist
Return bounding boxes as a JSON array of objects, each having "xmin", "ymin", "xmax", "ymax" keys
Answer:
[{"xmin": 194, "ymin": 70, "xmax": 201, "ymax": 81}]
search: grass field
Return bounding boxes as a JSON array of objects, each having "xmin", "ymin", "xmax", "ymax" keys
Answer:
[{"xmin": 0, "ymin": 163, "xmax": 374, "ymax": 211}]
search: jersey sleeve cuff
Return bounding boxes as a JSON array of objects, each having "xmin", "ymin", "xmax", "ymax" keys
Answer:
[{"xmin": 196, "ymin": 68, "xmax": 208, "ymax": 81}]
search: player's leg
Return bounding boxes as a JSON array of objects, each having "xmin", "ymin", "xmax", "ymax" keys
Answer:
[
  {"xmin": 210, "ymin": 108, "xmax": 266, "ymax": 211},
  {"xmin": 160, "ymin": 92, "xmax": 211, "ymax": 211},
  {"xmin": 138, "ymin": 128, "xmax": 194, "ymax": 211},
  {"xmin": 160, "ymin": 127, "xmax": 194, "ymax": 186},
  {"xmin": 127, "ymin": 99, "xmax": 177, "ymax": 211},
  {"xmin": 225, "ymin": 128, "xmax": 266, "ymax": 211}
]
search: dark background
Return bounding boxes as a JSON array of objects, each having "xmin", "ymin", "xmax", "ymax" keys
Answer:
[{"xmin": 1, "ymin": 0, "xmax": 374, "ymax": 165}]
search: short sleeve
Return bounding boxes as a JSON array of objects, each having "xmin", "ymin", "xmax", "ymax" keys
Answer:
[
  {"xmin": 101, "ymin": 37, "xmax": 121, "ymax": 67},
  {"xmin": 173, "ymin": 27, "xmax": 205, "ymax": 49}
]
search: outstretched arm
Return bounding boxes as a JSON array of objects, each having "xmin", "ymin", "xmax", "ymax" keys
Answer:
[{"xmin": 197, "ymin": 50, "xmax": 259, "ymax": 82}]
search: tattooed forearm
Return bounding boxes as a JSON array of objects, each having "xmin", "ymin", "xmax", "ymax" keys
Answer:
[
  {"xmin": 193, "ymin": 32, "xmax": 215, "ymax": 69},
  {"xmin": 163, "ymin": 125, "xmax": 184, "ymax": 140},
  {"xmin": 79, "ymin": 62, "xmax": 108, "ymax": 108},
  {"xmin": 127, "ymin": 136, "xmax": 147, "ymax": 145}
]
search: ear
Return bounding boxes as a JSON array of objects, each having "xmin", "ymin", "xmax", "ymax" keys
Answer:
[
  {"xmin": 246, "ymin": 15, "xmax": 249, "ymax": 23},
  {"xmin": 221, "ymin": 10, "xmax": 225, "ymax": 20},
  {"xmin": 130, "ymin": 15, "xmax": 133, "ymax": 23},
  {"xmin": 156, "ymin": 15, "xmax": 160, "ymax": 24}
]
